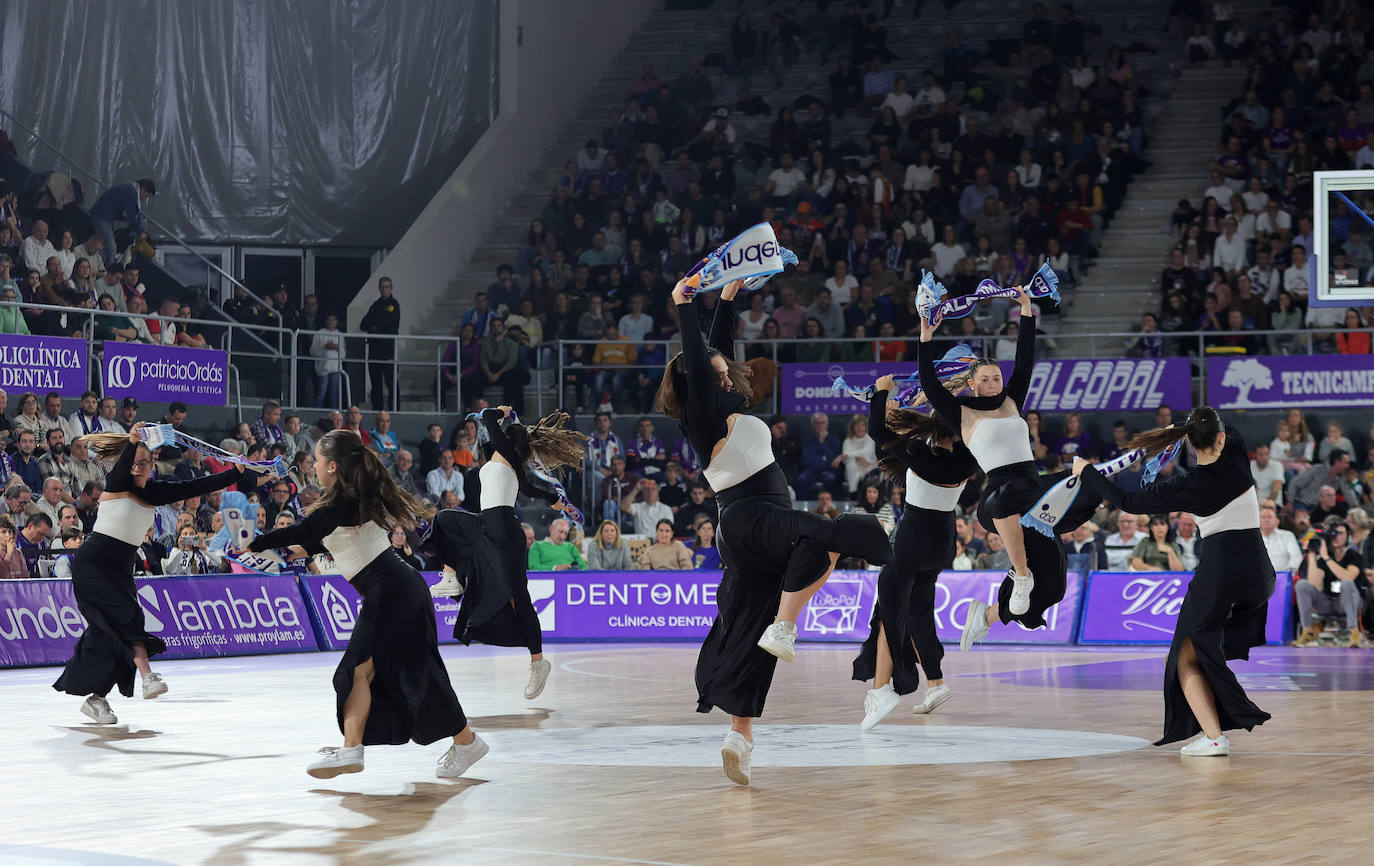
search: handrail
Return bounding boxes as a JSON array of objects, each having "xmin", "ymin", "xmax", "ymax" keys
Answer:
[{"xmin": 0, "ymin": 108, "xmax": 281, "ymax": 347}]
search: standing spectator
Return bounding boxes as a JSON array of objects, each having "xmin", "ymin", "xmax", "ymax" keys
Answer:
[
  {"xmin": 528, "ymin": 518, "xmax": 587, "ymax": 571},
  {"xmin": 426, "ymin": 450, "xmax": 465, "ymax": 505},
  {"xmin": 795, "ymin": 412, "xmax": 843, "ymax": 499},
  {"xmin": 585, "ymin": 412, "xmax": 623, "ymax": 478},
  {"xmin": 310, "ymin": 313, "xmax": 344, "ymax": 409},
  {"xmin": 479, "ymin": 319, "xmax": 529, "ymax": 415},
  {"xmin": 360, "ymin": 276, "xmax": 400, "ymax": 411},
  {"xmin": 88, "ymin": 179, "xmax": 156, "ymax": 266}
]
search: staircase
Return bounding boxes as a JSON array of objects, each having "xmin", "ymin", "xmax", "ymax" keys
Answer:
[{"xmin": 1068, "ymin": 61, "xmax": 1253, "ymax": 349}]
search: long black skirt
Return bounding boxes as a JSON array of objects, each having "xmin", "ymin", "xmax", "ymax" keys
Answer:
[
  {"xmin": 335, "ymin": 549, "xmax": 468, "ymax": 746},
  {"xmin": 53, "ymin": 533, "xmax": 166, "ymax": 699},
  {"xmin": 425, "ymin": 507, "xmax": 541, "ymax": 653},
  {"xmin": 976, "ymin": 463, "xmax": 1100, "ymax": 630},
  {"xmin": 1156, "ymin": 528, "xmax": 1273, "ymax": 746},
  {"xmin": 696, "ymin": 464, "xmax": 892, "ymax": 718},
  {"xmin": 853, "ymin": 506, "xmax": 952, "ymax": 695}
]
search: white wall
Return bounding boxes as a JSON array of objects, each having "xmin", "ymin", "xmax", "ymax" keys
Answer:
[{"xmin": 350, "ymin": 0, "xmax": 660, "ymax": 334}]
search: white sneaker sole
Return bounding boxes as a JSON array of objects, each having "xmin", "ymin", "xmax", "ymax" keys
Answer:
[
  {"xmin": 757, "ymin": 633, "xmax": 796, "ymax": 663},
  {"xmin": 1008, "ymin": 574, "xmax": 1034, "ymax": 616},
  {"xmin": 721, "ymin": 747, "xmax": 751, "ymax": 786},
  {"xmin": 912, "ymin": 688, "xmax": 952, "ymax": 715},
  {"xmin": 142, "ymin": 681, "xmax": 168, "ymax": 700},
  {"xmin": 307, "ymin": 760, "xmax": 364, "ymax": 779},
  {"xmin": 1180, "ymin": 741, "xmax": 1229, "ymax": 757},
  {"xmin": 437, "ymin": 739, "xmax": 490, "ymax": 778}
]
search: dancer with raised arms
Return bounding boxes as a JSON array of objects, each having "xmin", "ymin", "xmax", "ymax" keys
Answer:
[
  {"xmin": 53, "ymin": 424, "xmax": 260, "ymax": 725},
  {"xmin": 1072, "ymin": 407, "xmax": 1273, "ymax": 756},
  {"xmin": 657, "ymin": 277, "xmax": 891, "ymax": 785},
  {"xmin": 853, "ymin": 372, "xmax": 980, "ymax": 729},
  {"xmin": 244, "ymin": 430, "xmax": 485, "ymax": 779},
  {"xmin": 425, "ymin": 407, "xmax": 586, "ymax": 700}
]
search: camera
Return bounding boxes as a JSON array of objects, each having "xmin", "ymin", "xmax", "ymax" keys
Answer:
[{"xmin": 1306, "ymin": 531, "xmax": 1324, "ymax": 555}]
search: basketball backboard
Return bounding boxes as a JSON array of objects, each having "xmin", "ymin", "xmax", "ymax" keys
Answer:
[{"xmin": 1312, "ymin": 170, "xmax": 1374, "ymax": 307}]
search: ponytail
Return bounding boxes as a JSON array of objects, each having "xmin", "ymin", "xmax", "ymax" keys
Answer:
[
  {"xmin": 522, "ymin": 410, "xmax": 589, "ymax": 471},
  {"xmin": 876, "ymin": 407, "xmax": 956, "ymax": 479},
  {"xmin": 1127, "ymin": 405, "xmax": 1224, "ymax": 457},
  {"xmin": 78, "ymin": 432, "xmax": 142, "ymax": 465}
]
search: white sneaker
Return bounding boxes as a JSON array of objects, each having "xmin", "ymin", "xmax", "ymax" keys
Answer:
[
  {"xmin": 307, "ymin": 745, "xmax": 364, "ymax": 778},
  {"xmin": 141, "ymin": 672, "xmax": 168, "ymax": 699},
  {"xmin": 81, "ymin": 695, "xmax": 117, "ymax": 725},
  {"xmin": 721, "ymin": 731, "xmax": 753, "ymax": 786},
  {"xmin": 912, "ymin": 684, "xmax": 953, "ymax": 714},
  {"xmin": 1179, "ymin": 734, "xmax": 1230, "ymax": 757},
  {"xmin": 960, "ymin": 601, "xmax": 991, "ymax": 652},
  {"xmin": 430, "ymin": 568, "xmax": 466, "ymax": 598},
  {"xmin": 757, "ymin": 621, "xmax": 798, "ymax": 662},
  {"xmin": 1007, "ymin": 568, "xmax": 1034, "ymax": 616},
  {"xmin": 524, "ymin": 658, "xmax": 552, "ymax": 699},
  {"xmin": 860, "ymin": 683, "xmax": 902, "ymax": 731},
  {"xmin": 436, "ymin": 735, "xmax": 490, "ymax": 779}
]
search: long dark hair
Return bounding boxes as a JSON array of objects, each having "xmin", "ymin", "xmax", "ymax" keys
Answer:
[
  {"xmin": 505, "ymin": 410, "xmax": 588, "ymax": 470},
  {"xmin": 1127, "ymin": 405, "xmax": 1224, "ymax": 457},
  {"xmin": 311, "ymin": 430, "xmax": 433, "ymax": 530},
  {"xmin": 654, "ymin": 348, "xmax": 754, "ymax": 418},
  {"xmin": 876, "ymin": 408, "xmax": 956, "ymax": 478},
  {"xmin": 80, "ymin": 432, "xmax": 149, "ymax": 465}
]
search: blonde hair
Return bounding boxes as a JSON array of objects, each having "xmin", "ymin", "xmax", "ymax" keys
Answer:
[{"xmin": 594, "ymin": 519, "xmax": 623, "ymax": 549}]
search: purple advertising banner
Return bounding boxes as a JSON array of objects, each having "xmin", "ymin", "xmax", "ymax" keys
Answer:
[
  {"xmin": 0, "ymin": 574, "xmax": 316, "ymax": 668},
  {"xmin": 1076, "ymin": 571, "xmax": 1292, "ymax": 646},
  {"xmin": 102, "ymin": 341, "xmax": 228, "ymax": 406},
  {"xmin": 783, "ymin": 358, "xmax": 1191, "ymax": 415},
  {"xmin": 298, "ymin": 572, "xmax": 462, "ymax": 651},
  {"xmin": 0, "ymin": 333, "xmax": 88, "ymax": 397},
  {"xmin": 1207, "ymin": 355, "xmax": 1374, "ymax": 409},
  {"xmin": 516, "ymin": 569, "xmax": 1080, "ymax": 644}
]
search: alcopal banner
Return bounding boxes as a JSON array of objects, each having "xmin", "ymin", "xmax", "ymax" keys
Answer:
[
  {"xmin": 783, "ymin": 358, "xmax": 1192, "ymax": 414},
  {"xmin": 102, "ymin": 341, "xmax": 228, "ymax": 406},
  {"xmin": 1207, "ymin": 354, "xmax": 1374, "ymax": 409},
  {"xmin": 0, "ymin": 333, "xmax": 88, "ymax": 396},
  {"xmin": 1076, "ymin": 571, "xmax": 1292, "ymax": 645},
  {"xmin": 0, "ymin": 574, "xmax": 316, "ymax": 667}
]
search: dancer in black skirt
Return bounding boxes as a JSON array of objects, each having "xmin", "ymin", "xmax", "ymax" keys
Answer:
[
  {"xmin": 917, "ymin": 288, "xmax": 1097, "ymax": 651},
  {"xmin": 245, "ymin": 430, "xmax": 485, "ymax": 779},
  {"xmin": 1073, "ymin": 407, "xmax": 1273, "ymax": 756},
  {"xmin": 53, "ymin": 425, "xmax": 252, "ymax": 725},
  {"xmin": 657, "ymin": 278, "xmax": 891, "ymax": 785},
  {"xmin": 853, "ymin": 374, "xmax": 979, "ymax": 730},
  {"xmin": 425, "ymin": 406, "xmax": 585, "ymax": 700}
]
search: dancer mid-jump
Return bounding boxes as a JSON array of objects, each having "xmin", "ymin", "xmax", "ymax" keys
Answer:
[
  {"xmin": 1074, "ymin": 408, "xmax": 1273, "ymax": 756},
  {"xmin": 246, "ymin": 430, "xmax": 486, "ymax": 779},
  {"xmin": 426, "ymin": 407, "xmax": 585, "ymax": 700},
  {"xmin": 54, "ymin": 424, "xmax": 252, "ymax": 725},
  {"xmin": 657, "ymin": 277, "xmax": 890, "ymax": 785},
  {"xmin": 853, "ymin": 374, "xmax": 979, "ymax": 729}
]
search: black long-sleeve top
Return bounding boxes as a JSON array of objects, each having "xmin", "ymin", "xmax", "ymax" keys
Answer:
[
  {"xmin": 917, "ymin": 314, "xmax": 1036, "ymax": 429},
  {"xmin": 105, "ymin": 439, "xmax": 242, "ymax": 506},
  {"xmin": 249, "ymin": 501, "xmax": 358, "ymax": 556},
  {"xmin": 1080, "ymin": 426, "xmax": 1255, "ymax": 520},
  {"xmin": 676, "ymin": 296, "xmax": 747, "ymax": 471},
  {"xmin": 868, "ymin": 388, "xmax": 979, "ymax": 485},
  {"xmin": 479, "ymin": 408, "xmax": 560, "ymax": 504}
]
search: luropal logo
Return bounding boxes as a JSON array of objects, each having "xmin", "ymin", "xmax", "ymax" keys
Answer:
[
  {"xmin": 320, "ymin": 581, "xmax": 359, "ymax": 642},
  {"xmin": 528, "ymin": 579, "xmax": 557, "ymax": 631},
  {"xmin": 803, "ymin": 577, "xmax": 867, "ymax": 635}
]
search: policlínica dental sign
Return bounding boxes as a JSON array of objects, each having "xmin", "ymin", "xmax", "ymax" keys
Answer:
[{"xmin": 0, "ymin": 334, "xmax": 88, "ymax": 396}]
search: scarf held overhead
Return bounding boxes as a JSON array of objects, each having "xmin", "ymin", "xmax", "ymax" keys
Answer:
[
  {"xmin": 916, "ymin": 263, "xmax": 1061, "ymax": 327},
  {"xmin": 683, "ymin": 222, "xmax": 798, "ymax": 297},
  {"xmin": 830, "ymin": 343, "xmax": 980, "ymax": 407}
]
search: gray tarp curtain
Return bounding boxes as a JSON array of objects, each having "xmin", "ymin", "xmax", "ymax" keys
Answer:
[{"xmin": 0, "ymin": 0, "xmax": 498, "ymax": 246}]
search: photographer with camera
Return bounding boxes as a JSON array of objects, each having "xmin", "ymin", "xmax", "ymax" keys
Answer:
[
  {"xmin": 1294, "ymin": 519, "xmax": 1369, "ymax": 648},
  {"xmin": 161, "ymin": 525, "xmax": 215, "ymax": 575}
]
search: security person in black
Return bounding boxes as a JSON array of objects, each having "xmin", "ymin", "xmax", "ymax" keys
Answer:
[{"xmin": 360, "ymin": 275, "xmax": 401, "ymax": 411}]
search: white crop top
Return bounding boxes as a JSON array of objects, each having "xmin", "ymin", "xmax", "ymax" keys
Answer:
[
  {"xmin": 1195, "ymin": 488, "xmax": 1261, "ymax": 538},
  {"xmin": 480, "ymin": 460, "xmax": 519, "ymax": 510},
  {"xmin": 905, "ymin": 469, "xmax": 966, "ymax": 512},
  {"xmin": 92, "ymin": 496, "xmax": 156, "ymax": 547},
  {"xmin": 966, "ymin": 415, "xmax": 1035, "ymax": 471},
  {"xmin": 704, "ymin": 414, "xmax": 774, "ymax": 492},
  {"xmin": 324, "ymin": 521, "xmax": 392, "ymax": 580}
]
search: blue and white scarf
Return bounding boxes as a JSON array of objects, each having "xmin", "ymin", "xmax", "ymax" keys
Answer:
[
  {"xmin": 682, "ymin": 222, "xmax": 798, "ymax": 297},
  {"xmin": 916, "ymin": 263, "xmax": 1061, "ymax": 327},
  {"xmin": 831, "ymin": 344, "xmax": 980, "ymax": 408},
  {"xmin": 467, "ymin": 409, "xmax": 584, "ymax": 526},
  {"xmin": 1019, "ymin": 441, "xmax": 1181, "ymax": 537},
  {"xmin": 139, "ymin": 424, "xmax": 289, "ymax": 477}
]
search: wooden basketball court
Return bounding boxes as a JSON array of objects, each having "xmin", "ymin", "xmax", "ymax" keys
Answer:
[{"xmin": 1, "ymin": 642, "xmax": 1369, "ymax": 864}]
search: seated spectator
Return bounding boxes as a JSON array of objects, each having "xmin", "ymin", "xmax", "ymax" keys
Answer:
[
  {"xmin": 1065, "ymin": 521, "xmax": 1106, "ymax": 571},
  {"xmin": 586, "ymin": 412, "xmax": 624, "ymax": 477},
  {"xmin": 644, "ymin": 519, "xmax": 692, "ymax": 570},
  {"xmin": 389, "ymin": 526, "xmax": 425, "ymax": 570},
  {"xmin": 1289, "ymin": 451, "xmax": 1355, "ymax": 511},
  {"xmin": 840, "ymin": 414, "xmax": 876, "ymax": 495},
  {"xmin": 626, "ymin": 417, "xmax": 668, "ymax": 477},
  {"xmin": 1250, "ymin": 443, "xmax": 1285, "ymax": 505},
  {"xmin": 1130, "ymin": 515, "xmax": 1184, "ymax": 572},
  {"xmin": 426, "ymin": 450, "xmax": 465, "ymax": 505},
  {"xmin": 811, "ymin": 490, "xmax": 840, "ymax": 520},
  {"xmin": 390, "ymin": 449, "xmax": 423, "ymax": 500},
  {"xmin": 250, "ymin": 400, "xmax": 287, "ymax": 449},
  {"xmin": 11, "ymin": 430, "xmax": 43, "ymax": 491},
  {"xmin": 1318, "ymin": 421, "xmax": 1355, "ymax": 464},
  {"xmin": 1259, "ymin": 505, "xmax": 1302, "ymax": 573},
  {"xmin": 370, "ymin": 411, "xmax": 399, "ymax": 464},
  {"xmin": 0, "ymin": 515, "xmax": 28, "ymax": 579},
  {"xmin": 689, "ymin": 519, "xmax": 720, "ymax": 570},
  {"xmin": 50, "ymin": 527, "xmax": 84, "ymax": 580},
  {"xmin": 673, "ymin": 482, "xmax": 718, "ymax": 536},
  {"xmin": 33, "ymin": 477, "xmax": 67, "ymax": 526},
  {"xmin": 161, "ymin": 525, "xmax": 217, "ymax": 575},
  {"xmin": 1294, "ymin": 520, "xmax": 1368, "ymax": 647},
  {"xmin": 975, "ymin": 533, "xmax": 1012, "ymax": 571},
  {"xmin": 1309, "ymin": 485, "xmax": 1350, "ymax": 525},
  {"xmin": 619, "ymin": 478, "xmax": 673, "ymax": 537},
  {"xmin": 16, "ymin": 511, "xmax": 52, "ymax": 575},
  {"xmin": 1103, "ymin": 513, "xmax": 1143, "ymax": 570},
  {"xmin": 528, "ymin": 518, "xmax": 586, "ymax": 571},
  {"xmin": 341, "ymin": 405, "xmax": 373, "ymax": 445},
  {"xmin": 796, "ymin": 412, "xmax": 844, "ymax": 499},
  {"xmin": 588, "ymin": 520, "xmax": 634, "ymax": 570}
]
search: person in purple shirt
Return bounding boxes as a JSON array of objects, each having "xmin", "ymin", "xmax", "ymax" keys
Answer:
[
  {"xmin": 88, "ymin": 179, "xmax": 155, "ymax": 266},
  {"xmin": 626, "ymin": 416, "xmax": 668, "ymax": 477},
  {"xmin": 671, "ymin": 437, "xmax": 699, "ymax": 481},
  {"xmin": 1053, "ymin": 413, "xmax": 1097, "ymax": 462}
]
